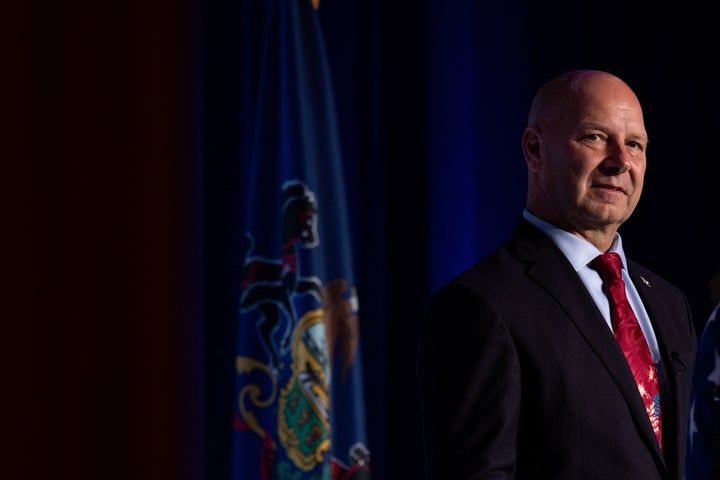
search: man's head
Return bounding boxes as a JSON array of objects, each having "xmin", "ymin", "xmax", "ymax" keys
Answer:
[{"xmin": 522, "ymin": 70, "xmax": 647, "ymax": 251}]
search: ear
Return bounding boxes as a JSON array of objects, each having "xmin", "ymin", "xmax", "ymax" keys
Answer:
[{"xmin": 522, "ymin": 126, "xmax": 542, "ymax": 172}]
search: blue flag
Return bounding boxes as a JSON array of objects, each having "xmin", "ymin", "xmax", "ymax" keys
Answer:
[
  {"xmin": 232, "ymin": 1, "xmax": 372, "ymax": 478},
  {"xmin": 686, "ymin": 302, "xmax": 720, "ymax": 479}
]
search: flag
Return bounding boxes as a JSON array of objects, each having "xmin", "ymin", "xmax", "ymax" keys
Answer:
[
  {"xmin": 232, "ymin": 1, "xmax": 372, "ymax": 478},
  {"xmin": 686, "ymin": 302, "xmax": 720, "ymax": 479}
]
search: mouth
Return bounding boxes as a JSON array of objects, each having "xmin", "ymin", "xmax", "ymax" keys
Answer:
[{"xmin": 592, "ymin": 183, "xmax": 626, "ymax": 195}]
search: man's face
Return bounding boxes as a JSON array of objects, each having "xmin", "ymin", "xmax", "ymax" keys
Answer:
[{"xmin": 535, "ymin": 83, "xmax": 647, "ymax": 234}]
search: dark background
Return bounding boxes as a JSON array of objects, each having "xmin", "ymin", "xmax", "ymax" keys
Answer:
[{"xmin": 10, "ymin": 1, "xmax": 719, "ymax": 479}]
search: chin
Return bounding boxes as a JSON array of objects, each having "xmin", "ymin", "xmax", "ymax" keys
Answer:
[{"xmin": 582, "ymin": 205, "xmax": 628, "ymax": 225}]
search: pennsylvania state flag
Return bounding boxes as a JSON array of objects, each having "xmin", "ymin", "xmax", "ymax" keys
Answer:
[{"xmin": 232, "ymin": 1, "xmax": 371, "ymax": 479}]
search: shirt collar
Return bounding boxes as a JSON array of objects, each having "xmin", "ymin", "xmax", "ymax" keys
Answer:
[{"xmin": 522, "ymin": 209, "xmax": 627, "ymax": 272}]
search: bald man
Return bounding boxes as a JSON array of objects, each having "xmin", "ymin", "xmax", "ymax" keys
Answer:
[{"xmin": 417, "ymin": 70, "xmax": 697, "ymax": 479}]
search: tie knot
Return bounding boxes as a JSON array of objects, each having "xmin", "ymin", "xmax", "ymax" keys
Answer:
[{"xmin": 590, "ymin": 252, "xmax": 623, "ymax": 281}]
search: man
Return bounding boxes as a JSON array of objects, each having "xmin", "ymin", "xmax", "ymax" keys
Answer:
[{"xmin": 417, "ymin": 70, "xmax": 697, "ymax": 479}]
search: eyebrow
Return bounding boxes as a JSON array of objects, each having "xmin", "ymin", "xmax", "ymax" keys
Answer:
[{"xmin": 578, "ymin": 122, "xmax": 649, "ymax": 144}]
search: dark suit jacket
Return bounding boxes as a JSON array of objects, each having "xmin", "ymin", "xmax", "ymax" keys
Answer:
[{"xmin": 417, "ymin": 217, "xmax": 697, "ymax": 479}]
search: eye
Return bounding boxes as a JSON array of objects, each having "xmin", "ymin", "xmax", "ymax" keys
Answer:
[
  {"xmin": 581, "ymin": 133, "xmax": 605, "ymax": 143},
  {"xmin": 626, "ymin": 140, "xmax": 645, "ymax": 151}
]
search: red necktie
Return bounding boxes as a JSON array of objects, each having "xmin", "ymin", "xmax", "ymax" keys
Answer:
[{"xmin": 590, "ymin": 252, "xmax": 662, "ymax": 450}]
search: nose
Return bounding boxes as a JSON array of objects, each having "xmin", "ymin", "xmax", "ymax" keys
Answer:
[
  {"xmin": 600, "ymin": 143, "xmax": 632, "ymax": 175},
  {"xmin": 616, "ymin": 161, "xmax": 631, "ymax": 174}
]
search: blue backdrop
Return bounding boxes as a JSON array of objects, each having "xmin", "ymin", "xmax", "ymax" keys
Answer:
[
  {"xmin": 204, "ymin": 1, "xmax": 720, "ymax": 479},
  {"xmin": 14, "ymin": 0, "xmax": 719, "ymax": 479}
]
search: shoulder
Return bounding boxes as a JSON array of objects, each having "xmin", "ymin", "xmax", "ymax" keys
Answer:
[{"xmin": 626, "ymin": 257, "xmax": 696, "ymax": 336}]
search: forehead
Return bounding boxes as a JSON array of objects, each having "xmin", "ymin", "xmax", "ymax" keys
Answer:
[
  {"xmin": 574, "ymin": 98, "xmax": 647, "ymax": 138},
  {"xmin": 561, "ymin": 80, "xmax": 647, "ymax": 134}
]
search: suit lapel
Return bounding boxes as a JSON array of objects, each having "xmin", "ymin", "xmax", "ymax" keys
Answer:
[
  {"xmin": 628, "ymin": 267, "xmax": 685, "ymax": 467},
  {"xmin": 511, "ymin": 219, "xmax": 667, "ymax": 463}
]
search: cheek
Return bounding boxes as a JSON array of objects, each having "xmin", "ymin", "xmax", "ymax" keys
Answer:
[
  {"xmin": 632, "ymin": 176, "xmax": 644, "ymax": 198},
  {"xmin": 637, "ymin": 164, "xmax": 647, "ymax": 178},
  {"xmin": 630, "ymin": 155, "xmax": 646, "ymax": 173},
  {"xmin": 631, "ymin": 161, "xmax": 646, "ymax": 185},
  {"xmin": 566, "ymin": 162, "xmax": 592, "ymax": 185}
]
